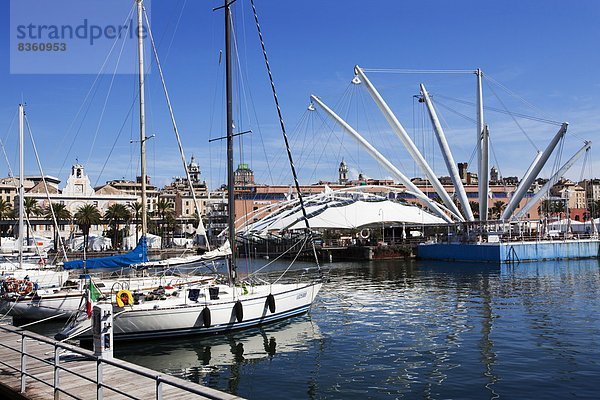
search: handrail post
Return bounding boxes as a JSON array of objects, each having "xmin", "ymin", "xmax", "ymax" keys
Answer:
[
  {"xmin": 97, "ymin": 358, "xmax": 103, "ymax": 400},
  {"xmin": 156, "ymin": 376, "xmax": 163, "ymax": 400},
  {"xmin": 54, "ymin": 345, "xmax": 61, "ymax": 400},
  {"xmin": 20, "ymin": 333, "xmax": 27, "ymax": 393}
]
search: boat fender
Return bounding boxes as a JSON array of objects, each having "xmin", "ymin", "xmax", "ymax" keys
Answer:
[
  {"xmin": 4, "ymin": 278, "xmax": 18, "ymax": 293},
  {"xmin": 234, "ymin": 300, "xmax": 243, "ymax": 322},
  {"xmin": 360, "ymin": 228, "xmax": 371, "ymax": 239},
  {"xmin": 266, "ymin": 293, "xmax": 276, "ymax": 313},
  {"xmin": 202, "ymin": 307, "xmax": 211, "ymax": 327},
  {"xmin": 116, "ymin": 289, "xmax": 134, "ymax": 308}
]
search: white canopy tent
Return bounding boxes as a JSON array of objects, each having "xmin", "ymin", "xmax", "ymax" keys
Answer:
[
  {"xmin": 124, "ymin": 233, "xmax": 162, "ymax": 249},
  {"xmin": 548, "ymin": 219, "xmax": 586, "ymax": 233},
  {"xmin": 243, "ymin": 198, "xmax": 445, "ymax": 235},
  {"xmin": 67, "ymin": 235, "xmax": 113, "ymax": 251}
]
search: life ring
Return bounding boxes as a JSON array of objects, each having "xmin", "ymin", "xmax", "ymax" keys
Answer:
[
  {"xmin": 2, "ymin": 278, "xmax": 32, "ymax": 296},
  {"xmin": 16, "ymin": 280, "xmax": 33, "ymax": 296},
  {"xmin": 360, "ymin": 228, "xmax": 371, "ymax": 239},
  {"xmin": 115, "ymin": 289, "xmax": 134, "ymax": 307},
  {"xmin": 3, "ymin": 278, "xmax": 18, "ymax": 293}
]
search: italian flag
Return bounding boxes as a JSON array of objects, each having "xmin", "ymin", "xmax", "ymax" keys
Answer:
[{"xmin": 85, "ymin": 279, "xmax": 102, "ymax": 318}]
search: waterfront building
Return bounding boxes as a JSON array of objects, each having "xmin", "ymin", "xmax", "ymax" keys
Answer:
[
  {"xmin": 550, "ymin": 178, "xmax": 587, "ymax": 220},
  {"xmin": 97, "ymin": 176, "xmax": 159, "ymax": 214},
  {"xmin": 19, "ymin": 164, "xmax": 137, "ymax": 240},
  {"xmin": 234, "ymin": 163, "xmax": 255, "ymax": 187},
  {"xmin": 579, "ymin": 179, "xmax": 600, "ymax": 205},
  {"xmin": 158, "ymin": 157, "xmax": 210, "ymax": 237}
]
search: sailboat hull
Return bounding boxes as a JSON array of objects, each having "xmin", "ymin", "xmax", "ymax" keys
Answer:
[
  {"xmin": 1, "ymin": 275, "xmax": 214, "ymax": 321},
  {"xmin": 2, "ymin": 293, "xmax": 83, "ymax": 321},
  {"xmin": 63, "ymin": 282, "xmax": 322, "ymax": 341}
]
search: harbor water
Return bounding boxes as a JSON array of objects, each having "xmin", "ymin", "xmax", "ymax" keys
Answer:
[
  {"xmin": 20, "ymin": 258, "xmax": 600, "ymax": 398},
  {"xmin": 111, "ymin": 258, "xmax": 600, "ymax": 399}
]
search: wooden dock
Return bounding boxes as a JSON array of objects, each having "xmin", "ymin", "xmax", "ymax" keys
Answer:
[{"xmin": 0, "ymin": 323, "xmax": 242, "ymax": 400}]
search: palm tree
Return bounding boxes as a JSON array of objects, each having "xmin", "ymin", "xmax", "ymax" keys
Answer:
[
  {"xmin": 164, "ymin": 213, "xmax": 178, "ymax": 248},
  {"xmin": 538, "ymin": 199, "xmax": 565, "ymax": 219},
  {"xmin": 74, "ymin": 204, "xmax": 102, "ymax": 251},
  {"xmin": 0, "ymin": 198, "xmax": 13, "ymax": 246},
  {"xmin": 128, "ymin": 202, "xmax": 143, "ymax": 242},
  {"xmin": 155, "ymin": 199, "xmax": 174, "ymax": 248},
  {"xmin": 490, "ymin": 201, "xmax": 506, "ymax": 219},
  {"xmin": 44, "ymin": 203, "xmax": 72, "ymax": 252},
  {"xmin": 469, "ymin": 201, "xmax": 480, "ymax": 219},
  {"xmin": 104, "ymin": 203, "xmax": 131, "ymax": 249},
  {"xmin": 24, "ymin": 197, "xmax": 42, "ymax": 246}
]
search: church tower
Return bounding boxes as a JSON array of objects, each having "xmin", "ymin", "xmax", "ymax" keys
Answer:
[
  {"xmin": 338, "ymin": 160, "xmax": 349, "ymax": 184},
  {"xmin": 188, "ymin": 156, "xmax": 200, "ymax": 184}
]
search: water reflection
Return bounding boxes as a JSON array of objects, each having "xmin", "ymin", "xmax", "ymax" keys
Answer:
[
  {"xmin": 19, "ymin": 258, "xmax": 600, "ymax": 399},
  {"xmin": 117, "ymin": 316, "xmax": 322, "ymax": 393}
]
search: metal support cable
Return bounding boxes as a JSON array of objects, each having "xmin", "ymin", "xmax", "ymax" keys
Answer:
[
  {"xmin": 56, "ymin": 3, "xmax": 136, "ymax": 177},
  {"xmin": 24, "ymin": 115, "xmax": 69, "ymax": 262},
  {"xmin": 484, "ymin": 73, "xmax": 557, "ymax": 124},
  {"xmin": 250, "ymin": 0, "xmax": 320, "ymax": 269},
  {"xmin": 485, "ymin": 79, "xmax": 539, "ymax": 151},
  {"xmin": 1, "ymin": 111, "xmax": 17, "ymax": 177},
  {"xmin": 143, "ymin": 8, "xmax": 210, "ymax": 249},
  {"xmin": 362, "ymin": 68, "xmax": 474, "ymax": 74},
  {"xmin": 433, "ymin": 93, "xmax": 562, "ymax": 126},
  {"xmin": 85, "ymin": 11, "xmax": 133, "ymax": 166}
]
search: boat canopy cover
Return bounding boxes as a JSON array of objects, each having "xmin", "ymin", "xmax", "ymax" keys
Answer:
[
  {"xmin": 63, "ymin": 236, "xmax": 148, "ymax": 270},
  {"xmin": 135, "ymin": 241, "xmax": 231, "ymax": 269}
]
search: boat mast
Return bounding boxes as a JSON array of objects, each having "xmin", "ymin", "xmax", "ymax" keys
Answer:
[
  {"xmin": 18, "ymin": 104, "xmax": 24, "ymax": 266},
  {"xmin": 225, "ymin": 0, "xmax": 237, "ymax": 285},
  {"xmin": 136, "ymin": 0, "xmax": 148, "ymax": 238},
  {"xmin": 476, "ymin": 68, "xmax": 488, "ymax": 221}
]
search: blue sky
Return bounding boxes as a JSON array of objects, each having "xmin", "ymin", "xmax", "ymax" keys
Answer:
[{"xmin": 1, "ymin": 0, "xmax": 599, "ymax": 190}]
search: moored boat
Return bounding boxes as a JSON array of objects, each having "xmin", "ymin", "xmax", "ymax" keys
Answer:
[{"xmin": 56, "ymin": 0, "xmax": 323, "ymax": 342}]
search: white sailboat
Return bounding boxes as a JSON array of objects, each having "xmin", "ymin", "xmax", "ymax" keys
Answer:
[
  {"xmin": 57, "ymin": 0, "xmax": 322, "ymax": 341},
  {"xmin": 0, "ymin": 104, "xmax": 69, "ymax": 293},
  {"xmin": 1, "ymin": 18, "xmax": 221, "ymax": 321}
]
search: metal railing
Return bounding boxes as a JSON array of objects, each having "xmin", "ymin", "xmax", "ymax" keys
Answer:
[{"xmin": 0, "ymin": 324, "xmax": 239, "ymax": 400}]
